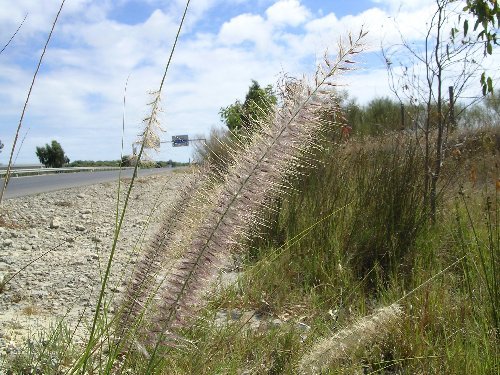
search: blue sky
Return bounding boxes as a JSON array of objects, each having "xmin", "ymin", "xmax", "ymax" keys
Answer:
[{"xmin": 0, "ymin": 0, "xmax": 493, "ymax": 163}]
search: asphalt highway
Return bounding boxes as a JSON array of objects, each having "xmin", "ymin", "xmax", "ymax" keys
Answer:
[{"xmin": 0, "ymin": 168, "xmax": 175, "ymax": 199}]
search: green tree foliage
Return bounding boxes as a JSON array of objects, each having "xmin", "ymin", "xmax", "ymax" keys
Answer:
[
  {"xmin": 35, "ymin": 140, "xmax": 69, "ymax": 168},
  {"xmin": 0, "ymin": 139, "xmax": 4, "ymax": 154},
  {"xmin": 461, "ymin": 92, "xmax": 500, "ymax": 127},
  {"xmin": 457, "ymin": 0, "xmax": 499, "ymax": 93},
  {"xmin": 219, "ymin": 80, "xmax": 277, "ymax": 132},
  {"xmin": 462, "ymin": 0, "xmax": 499, "ymax": 54}
]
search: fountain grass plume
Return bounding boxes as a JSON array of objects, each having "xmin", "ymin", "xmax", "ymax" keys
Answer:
[
  {"xmin": 119, "ymin": 162, "xmax": 219, "ymax": 335},
  {"xmin": 135, "ymin": 90, "xmax": 165, "ymax": 162},
  {"xmin": 298, "ymin": 303, "xmax": 403, "ymax": 374},
  {"xmin": 122, "ymin": 30, "xmax": 367, "ymax": 359}
]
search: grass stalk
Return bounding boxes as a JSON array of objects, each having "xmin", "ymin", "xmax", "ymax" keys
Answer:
[{"xmin": 0, "ymin": 13, "xmax": 28, "ymax": 55}]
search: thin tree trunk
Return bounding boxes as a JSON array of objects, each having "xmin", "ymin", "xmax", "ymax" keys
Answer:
[{"xmin": 430, "ymin": 0, "xmax": 445, "ymax": 224}]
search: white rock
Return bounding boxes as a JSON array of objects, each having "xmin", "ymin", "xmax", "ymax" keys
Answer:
[
  {"xmin": 2, "ymin": 239, "xmax": 13, "ymax": 247},
  {"xmin": 50, "ymin": 217, "xmax": 62, "ymax": 229}
]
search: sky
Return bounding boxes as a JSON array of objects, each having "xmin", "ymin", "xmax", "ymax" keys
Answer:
[{"xmin": 0, "ymin": 0, "xmax": 495, "ymax": 163}]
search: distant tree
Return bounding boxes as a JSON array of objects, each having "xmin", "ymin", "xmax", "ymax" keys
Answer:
[
  {"xmin": 35, "ymin": 140, "xmax": 69, "ymax": 168},
  {"xmin": 363, "ymin": 97, "xmax": 403, "ymax": 133},
  {"xmin": 0, "ymin": 139, "xmax": 4, "ymax": 154},
  {"xmin": 220, "ymin": 80, "xmax": 277, "ymax": 132}
]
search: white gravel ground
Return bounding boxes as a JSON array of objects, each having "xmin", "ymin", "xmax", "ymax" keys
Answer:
[{"xmin": 0, "ymin": 172, "xmax": 189, "ymax": 355}]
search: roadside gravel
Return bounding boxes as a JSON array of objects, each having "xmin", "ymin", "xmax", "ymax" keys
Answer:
[{"xmin": 0, "ymin": 171, "xmax": 188, "ymax": 356}]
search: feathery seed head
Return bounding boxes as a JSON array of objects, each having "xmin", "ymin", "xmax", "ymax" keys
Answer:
[
  {"xmin": 299, "ymin": 303, "xmax": 403, "ymax": 374},
  {"xmin": 136, "ymin": 90, "xmax": 165, "ymax": 159}
]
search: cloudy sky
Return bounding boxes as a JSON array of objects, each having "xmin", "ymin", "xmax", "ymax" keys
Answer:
[{"xmin": 0, "ymin": 0, "xmax": 491, "ymax": 163}]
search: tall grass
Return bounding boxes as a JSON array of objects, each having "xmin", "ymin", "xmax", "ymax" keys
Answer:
[
  {"xmin": 193, "ymin": 127, "xmax": 498, "ymax": 373},
  {"xmin": 4, "ymin": 128, "xmax": 497, "ymax": 374}
]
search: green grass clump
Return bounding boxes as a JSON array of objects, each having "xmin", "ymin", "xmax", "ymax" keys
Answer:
[{"xmin": 2, "ymin": 323, "xmax": 78, "ymax": 374}]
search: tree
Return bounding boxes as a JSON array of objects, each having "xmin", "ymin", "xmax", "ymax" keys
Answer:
[
  {"xmin": 384, "ymin": 0, "xmax": 486, "ymax": 222},
  {"xmin": 35, "ymin": 140, "xmax": 69, "ymax": 167},
  {"xmin": 220, "ymin": 80, "xmax": 277, "ymax": 132},
  {"xmin": 0, "ymin": 139, "xmax": 3, "ymax": 154}
]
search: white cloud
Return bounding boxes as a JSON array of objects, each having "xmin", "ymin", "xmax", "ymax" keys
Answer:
[
  {"xmin": 218, "ymin": 13, "xmax": 274, "ymax": 51},
  {"xmin": 0, "ymin": 0, "xmax": 109, "ymax": 41},
  {"xmin": 266, "ymin": 0, "xmax": 310, "ymax": 27}
]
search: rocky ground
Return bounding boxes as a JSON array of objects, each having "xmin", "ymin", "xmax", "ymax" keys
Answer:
[{"xmin": 0, "ymin": 171, "xmax": 189, "ymax": 356}]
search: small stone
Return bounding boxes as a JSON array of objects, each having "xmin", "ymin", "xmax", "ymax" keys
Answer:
[
  {"xmin": 2, "ymin": 239, "xmax": 13, "ymax": 247},
  {"xmin": 230, "ymin": 309, "xmax": 242, "ymax": 320},
  {"xmin": 75, "ymin": 225, "xmax": 86, "ymax": 232},
  {"xmin": 271, "ymin": 318, "xmax": 283, "ymax": 327},
  {"xmin": 77, "ymin": 193, "xmax": 86, "ymax": 199},
  {"xmin": 81, "ymin": 209, "xmax": 92, "ymax": 214},
  {"xmin": 32, "ymin": 290, "xmax": 49, "ymax": 299},
  {"xmin": 50, "ymin": 217, "xmax": 62, "ymax": 229}
]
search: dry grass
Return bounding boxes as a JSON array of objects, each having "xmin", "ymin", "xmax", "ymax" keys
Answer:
[{"xmin": 22, "ymin": 305, "xmax": 40, "ymax": 316}]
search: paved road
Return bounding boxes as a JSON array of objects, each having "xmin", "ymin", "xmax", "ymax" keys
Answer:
[{"xmin": 0, "ymin": 168, "xmax": 175, "ymax": 199}]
